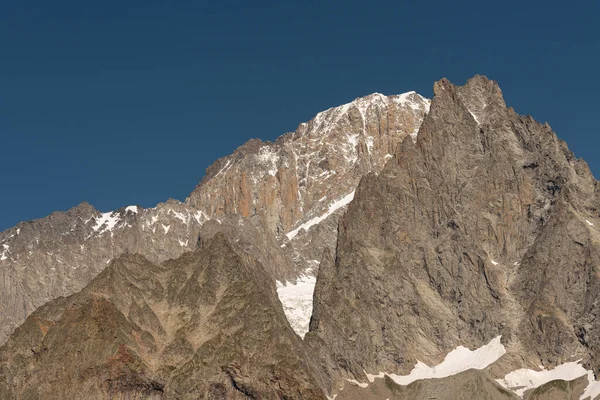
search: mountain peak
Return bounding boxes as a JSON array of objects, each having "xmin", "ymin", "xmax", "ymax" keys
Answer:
[{"xmin": 429, "ymin": 76, "xmax": 506, "ymax": 128}]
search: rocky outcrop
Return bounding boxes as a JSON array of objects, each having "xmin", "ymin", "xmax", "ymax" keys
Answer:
[
  {"xmin": 306, "ymin": 75, "xmax": 600, "ymax": 391},
  {"xmin": 187, "ymin": 91, "xmax": 430, "ymax": 274},
  {"xmin": 0, "ymin": 233, "xmax": 326, "ymax": 399},
  {"xmin": 187, "ymin": 92, "xmax": 430, "ymax": 235},
  {"xmin": 0, "ymin": 200, "xmax": 212, "ymax": 346}
]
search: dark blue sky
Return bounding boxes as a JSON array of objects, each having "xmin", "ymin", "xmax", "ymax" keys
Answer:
[{"xmin": 1, "ymin": 1, "xmax": 599, "ymax": 231}]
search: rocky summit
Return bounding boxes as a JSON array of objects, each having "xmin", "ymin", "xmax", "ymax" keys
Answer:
[{"xmin": 1, "ymin": 75, "xmax": 600, "ymax": 399}]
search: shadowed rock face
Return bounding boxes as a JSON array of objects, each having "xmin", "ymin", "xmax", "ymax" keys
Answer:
[
  {"xmin": 306, "ymin": 75, "xmax": 600, "ymax": 390},
  {"xmin": 0, "ymin": 91, "xmax": 429, "ymax": 346},
  {"xmin": 0, "ymin": 233, "xmax": 326, "ymax": 400}
]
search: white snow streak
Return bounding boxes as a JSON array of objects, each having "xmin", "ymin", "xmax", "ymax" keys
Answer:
[
  {"xmin": 497, "ymin": 361, "xmax": 600, "ymax": 399},
  {"xmin": 385, "ymin": 336, "xmax": 506, "ymax": 385},
  {"xmin": 194, "ymin": 211, "xmax": 209, "ymax": 224},
  {"xmin": 0, "ymin": 244, "xmax": 8, "ymax": 261},
  {"xmin": 345, "ymin": 379, "xmax": 368, "ymax": 388},
  {"xmin": 286, "ymin": 191, "xmax": 355, "ymax": 240},
  {"xmin": 214, "ymin": 159, "xmax": 232, "ymax": 178},
  {"xmin": 490, "ymin": 259, "xmax": 499, "ymax": 265},
  {"xmin": 170, "ymin": 210, "xmax": 189, "ymax": 224},
  {"xmin": 276, "ymin": 275, "xmax": 317, "ymax": 337},
  {"xmin": 469, "ymin": 110, "xmax": 481, "ymax": 124},
  {"xmin": 125, "ymin": 205, "xmax": 139, "ymax": 213},
  {"xmin": 586, "ymin": 219, "xmax": 594, "ymax": 226}
]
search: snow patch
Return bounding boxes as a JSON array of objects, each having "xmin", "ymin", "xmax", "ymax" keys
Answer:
[
  {"xmin": 162, "ymin": 224, "xmax": 170, "ymax": 234},
  {"xmin": 276, "ymin": 275, "xmax": 317, "ymax": 337},
  {"xmin": 586, "ymin": 219, "xmax": 594, "ymax": 226},
  {"xmin": 125, "ymin": 205, "xmax": 138, "ymax": 213},
  {"xmin": 490, "ymin": 259, "xmax": 499, "ymax": 265},
  {"xmin": 193, "ymin": 210, "xmax": 209, "ymax": 224},
  {"xmin": 393, "ymin": 91, "xmax": 430, "ymax": 113},
  {"xmin": 497, "ymin": 360, "xmax": 600, "ymax": 399},
  {"xmin": 258, "ymin": 146, "xmax": 279, "ymax": 176},
  {"xmin": 582, "ymin": 371, "xmax": 600, "ymax": 400},
  {"xmin": 350, "ymin": 336, "xmax": 508, "ymax": 389},
  {"xmin": 346, "ymin": 379, "xmax": 368, "ymax": 388},
  {"xmin": 366, "ymin": 136, "xmax": 374, "ymax": 154},
  {"xmin": 384, "ymin": 336, "xmax": 506, "ymax": 386},
  {"xmin": 178, "ymin": 239, "xmax": 188, "ymax": 247},
  {"xmin": 170, "ymin": 210, "xmax": 189, "ymax": 224},
  {"xmin": 286, "ymin": 190, "xmax": 355, "ymax": 240},
  {"xmin": 366, "ymin": 372, "xmax": 385, "ymax": 382},
  {"xmin": 0, "ymin": 244, "xmax": 8, "ymax": 261},
  {"xmin": 345, "ymin": 133, "xmax": 360, "ymax": 163},
  {"xmin": 92, "ymin": 212, "xmax": 121, "ymax": 234}
]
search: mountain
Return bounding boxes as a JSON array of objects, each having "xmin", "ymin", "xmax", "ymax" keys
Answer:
[
  {"xmin": 305, "ymin": 76, "xmax": 600, "ymax": 398},
  {"xmin": 0, "ymin": 233, "xmax": 326, "ymax": 399},
  {"xmin": 0, "ymin": 91, "xmax": 430, "ymax": 345},
  {"xmin": 2, "ymin": 75, "xmax": 600, "ymax": 399}
]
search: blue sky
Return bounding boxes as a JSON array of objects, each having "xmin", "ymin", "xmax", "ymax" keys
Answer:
[{"xmin": 1, "ymin": 1, "xmax": 598, "ymax": 230}]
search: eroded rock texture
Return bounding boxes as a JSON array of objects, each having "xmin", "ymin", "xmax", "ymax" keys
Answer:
[
  {"xmin": 0, "ymin": 234, "xmax": 326, "ymax": 399},
  {"xmin": 306, "ymin": 75, "xmax": 600, "ymax": 391}
]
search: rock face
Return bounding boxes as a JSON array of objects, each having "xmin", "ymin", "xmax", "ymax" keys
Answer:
[
  {"xmin": 187, "ymin": 91, "xmax": 430, "ymax": 273},
  {"xmin": 187, "ymin": 92, "xmax": 429, "ymax": 235},
  {"xmin": 306, "ymin": 75, "xmax": 600, "ymax": 391},
  {"xmin": 0, "ymin": 91, "xmax": 430, "ymax": 345},
  {"xmin": 0, "ymin": 233, "xmax": 326, "ymax": 400},
  {"xmin": 0, "ymin": 201, "xmax": 210, "ymax": 346}
]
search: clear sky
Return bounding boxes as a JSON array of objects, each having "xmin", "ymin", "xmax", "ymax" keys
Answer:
[{"xmin": 1, "ymin": 1, "xmax": 598, "ymax": 231}]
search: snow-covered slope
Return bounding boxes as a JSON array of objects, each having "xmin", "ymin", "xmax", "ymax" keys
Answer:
[{"xmin": 276, "ymin": 275, "xmax": 317, "ymax": 337}]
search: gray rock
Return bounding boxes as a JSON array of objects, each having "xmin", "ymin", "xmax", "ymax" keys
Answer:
[
  {"xmin": 306, "ymin": 75, "xmax": 600, "ymax": 391},
  {"xmin": 0, "ymin": 233, "xmax": 327, "ymax": 399}
]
